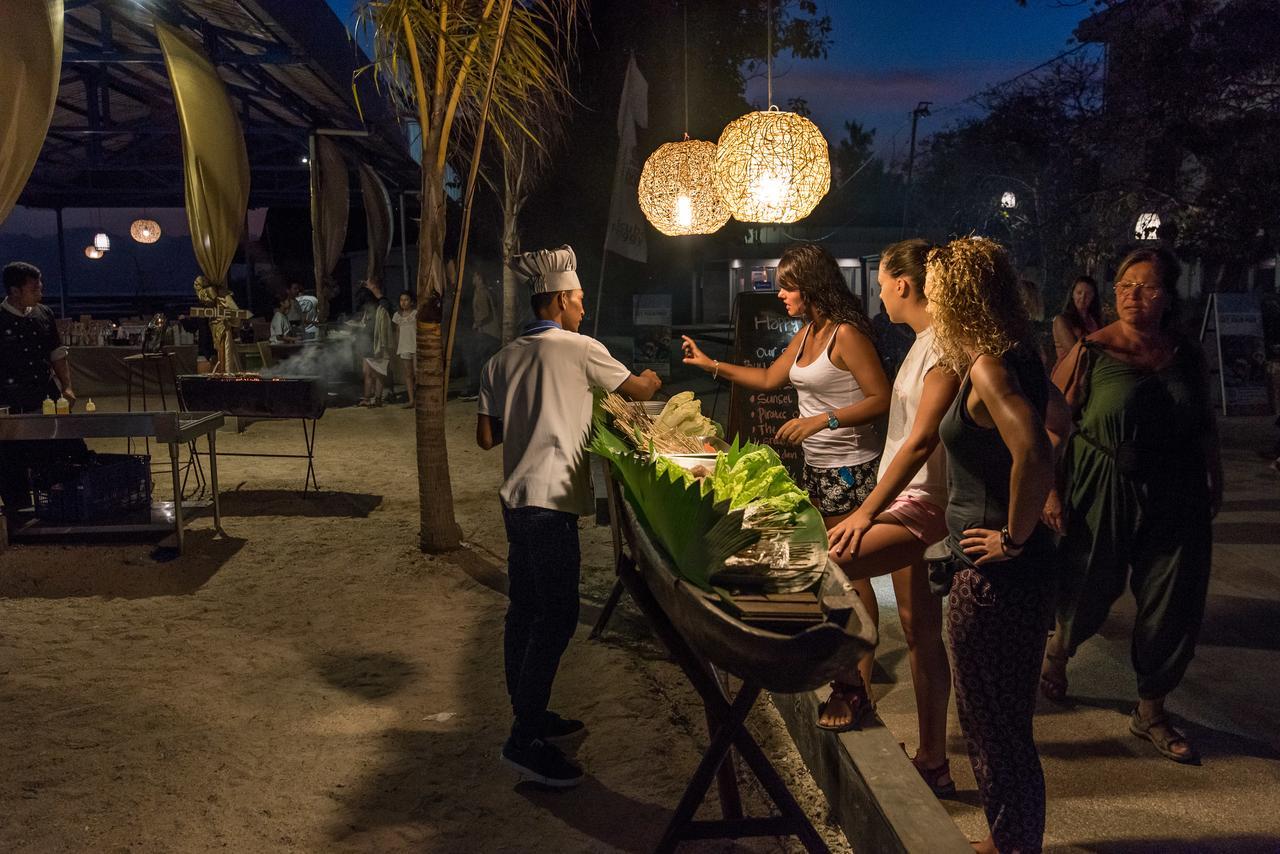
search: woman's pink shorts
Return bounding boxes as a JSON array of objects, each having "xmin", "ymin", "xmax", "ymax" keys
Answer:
[{"xmin": 880, "ymin": 495, "xmax": 949, "ymax": 545}]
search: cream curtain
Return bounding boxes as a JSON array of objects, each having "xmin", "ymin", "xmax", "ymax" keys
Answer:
[
  {"xmin": 310, "ymin": 136, "xmax": 349, "ymax": 321},
  {"xmin": 156, "ymin": 21, "xmax": 250, "ymax": 288},
  {"xmin": 0, "ymin": 0, "xmax": 63, "ymax": 226},
  {"xmin": 359, "ymin": 163, "xmax": 393, "ymax": 287}
]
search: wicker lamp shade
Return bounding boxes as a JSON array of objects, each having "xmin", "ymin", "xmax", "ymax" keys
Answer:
[
  {"xmin": 131, "ymin": 219, "xmax": 162, "ymax": 243},
  {"xmin": 84, "ymin": 246, "xmax": 103, "ymax": 260},
  {"xmin": 713, "ymin": 108, "xmax": 831, "ymax": 223},
  {"xmin": 93, "ymin": 232, "xmax": 111, "ymax": 251},
  {"xmin": 638, "ymin": 139, "xmax": 731, "ymax": 236}
]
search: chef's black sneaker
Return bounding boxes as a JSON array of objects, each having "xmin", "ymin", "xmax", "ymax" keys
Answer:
[
  {"xmin": 500, "ymin": 736, "xmax": 584, "ymax": 788},
  {"xmin": 541, "ymin": 711, "xmax": 586, "ymax": 743}
]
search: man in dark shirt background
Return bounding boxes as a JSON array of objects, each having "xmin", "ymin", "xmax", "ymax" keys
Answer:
[{"xmin": 0, "ymin": 262, "xmax": 85, "ymax": 518}]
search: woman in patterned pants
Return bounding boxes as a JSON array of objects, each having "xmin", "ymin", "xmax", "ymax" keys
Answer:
[{"xmin": 928, "ymin": 238, "xmax": 1063, "ymax": 853}]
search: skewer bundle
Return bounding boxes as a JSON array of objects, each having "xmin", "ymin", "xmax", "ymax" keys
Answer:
[{"xmin": 601, "ymin": 393, "xmax": 705, "ymax": 454}]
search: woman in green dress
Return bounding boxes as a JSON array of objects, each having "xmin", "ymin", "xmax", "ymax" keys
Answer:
[{"xmin": 1040, "ymin": 247, "xmax": 1223, "ymax": 763}]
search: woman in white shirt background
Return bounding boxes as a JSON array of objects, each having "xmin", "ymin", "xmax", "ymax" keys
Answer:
[
  {"xmin": 826, "ymin": 239, "xmax": 961, "ymax": 797},
  {"xmin": 393, "ymin": 291, "xmax": 418, "ymax": 407},
  {"xmin": 682, "ymin": 241, "xmax": 891, "ymax": 729}
]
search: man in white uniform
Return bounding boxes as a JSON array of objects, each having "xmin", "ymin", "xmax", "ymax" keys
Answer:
[{"xmin": 477, "ymin": 245, "xmax": 660, "ymax": 787}]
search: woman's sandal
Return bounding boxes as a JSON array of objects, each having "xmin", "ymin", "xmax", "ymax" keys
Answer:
[
  {"xmin": 1040, "ymin": 651, "xmax": 1069, "ymax": 703},
  {"xmin": 816, "ymin": 682, "xmax": 875, "ymax": 733},
  {"xmin": 1129, "ymin": 708, "xmax": 1199, "ymax": 764},
  {"xmin": 900, "ymin": 744, "xmax": 957, "ymax": 798}
]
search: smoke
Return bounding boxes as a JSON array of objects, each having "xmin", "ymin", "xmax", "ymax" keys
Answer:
[{"xmin": 259, "ymin": 334, "xmax": 359, "ymax": 382}]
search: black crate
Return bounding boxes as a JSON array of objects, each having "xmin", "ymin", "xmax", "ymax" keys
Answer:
[{"xmin": 33, "ymin": 454, "xmax": 152, "ymax": 523}]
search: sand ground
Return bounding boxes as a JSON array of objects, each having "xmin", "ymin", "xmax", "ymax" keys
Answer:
[{"xmin": 0, "ymin": 396, "xmax": 847, "ymax": 854}]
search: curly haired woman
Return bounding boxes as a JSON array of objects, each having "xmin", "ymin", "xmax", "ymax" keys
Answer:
[
  {"xmin": 682, "ymin": 242, "xmax": 890, "ymax": 729},
  {"xmin": 928, "ymin": 237, "xmax": 1060, "ymax": 854}
]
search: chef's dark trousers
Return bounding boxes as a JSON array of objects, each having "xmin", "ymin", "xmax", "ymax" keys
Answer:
[{"xmin": 501, "ymin": 504, "xmax": 581, "ymax": 740}]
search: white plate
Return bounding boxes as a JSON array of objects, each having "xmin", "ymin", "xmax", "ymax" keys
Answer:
[{"xmin": 641, "ymin": 400, "xmax": 667, "ymax": 418}]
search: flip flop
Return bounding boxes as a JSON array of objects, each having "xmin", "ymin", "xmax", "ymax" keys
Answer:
[{"xmin": 1129, "ymin": 708, "xmax": 1199, "ymax": 764}]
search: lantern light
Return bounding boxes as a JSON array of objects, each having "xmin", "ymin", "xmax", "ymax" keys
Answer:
[
  {"xmin": 1000, "ymin": 191, "xmax": 1018, "ymax": 209},
  {"xmin": 131, "ymin": 219, "xmax": 161, "ymax": 244},
  {"xmin": 638, "ymin": 138, "xmax": 732, "ymax": 236},
  {"xmin": 1135, "ymin": 212, "xmax": 1161, "ymax": 241},
  {"xmin": 713, "ymin": 108, "xmax": 831, "ymax": 224},
  {"xmin": 93, "ymin": 232, "xmax": 111, "ymax": 251},
  {"xmin": 84, "ymin": 246, "xmax": 104, "ymax": 260}
]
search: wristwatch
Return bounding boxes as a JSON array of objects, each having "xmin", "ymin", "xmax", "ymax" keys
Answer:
[{"xmin": 826, "ymin": 412, "xmax": 840, "ymax": 431}]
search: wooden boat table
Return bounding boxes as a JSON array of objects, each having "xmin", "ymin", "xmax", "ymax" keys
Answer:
[
  {"xmin": 599, "ymin": 470, "xmax": 876, "ymax": 853},
  {"xmin": 0, "ymin": 411, "xmax": 224, "ymax": 554}
]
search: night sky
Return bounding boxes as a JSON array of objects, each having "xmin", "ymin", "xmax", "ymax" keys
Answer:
[{"xmin": 325, "ymin": 0, "xmax": 1095, "ymax": 160}]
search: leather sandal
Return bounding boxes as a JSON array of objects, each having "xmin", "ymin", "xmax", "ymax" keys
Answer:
[
  {"xmin": 1129, "ymin": 708, "xmax": 1199, "ymax": 764},
  {"xmin": 816, "ymin": 682, "xmax": 874, "ymax": 733},
  {"xmin": 900, "ymin": 744, "xmax": 957, "ymax": 797},
  {"xmin": 1040, "ymin": 651, "xmax": 1069, "ymax": 703}
]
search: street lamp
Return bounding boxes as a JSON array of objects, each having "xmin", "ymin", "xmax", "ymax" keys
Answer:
[
  {"xmin": 1135, "ymin": 212, "xmax": 1161, "ymax": 241},
  {"xmin": 1000, "ymin": 191, "xmax": 1018, "ymax": 209}
]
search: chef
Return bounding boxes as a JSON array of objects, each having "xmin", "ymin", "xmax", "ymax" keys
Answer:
[
  {"xmin": 0, "ymin": 262, "xmax": 86, "ymax": 518},
  {"xmin": 476, "ymin": 245, "xmax": 660, "ymax": 788}
]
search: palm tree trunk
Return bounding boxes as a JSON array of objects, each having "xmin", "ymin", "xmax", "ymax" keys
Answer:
[
  {"xmin": 500, "ymin": 195, "xmax": 521, "ymax": 343},
  {"xmin": 415, "ymin": 164, "xmax": 462, "ymax": 553}
]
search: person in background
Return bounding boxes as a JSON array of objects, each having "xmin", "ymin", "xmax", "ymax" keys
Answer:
[
  {"xmin": 1051, "ymin": 275, "xmax": 1103, "ymax": 365},
  {"xmin": 1019, "ymin": 277, "xmax": 1055, "ymax": 366},
  {"xmin": 359, "ymin": 279, "xmax": 394, "ymax": 407},
  {"xmin": 0, "ymin": 262, "xmax": 87, "ymax": 518},
  {"xmin": 477, "ymin": 245, "xmax": 661, "ymax": 788},
  {"xmin": 871, "ymin": 302, "xmax": 915, "ymax": 381},
  {"xmin": 929, "ymin": 237, "xmax": 1057, "ymax": 854},
  {"xmin": 683, "ymin": 242, "xmax": 891, "ymax": 730},
  {"xmin": 393, "ymin": 291, "xmax": 418, "ymax": 408},
  {"xmin": 269, "ymin": 292, "xmax": 297, "ymax": 344},
  {"xmin": 288, "ymin": 280, "xmax": 320, "ymax": 340},
  {"xmin": 463, "ymin": 270, "xmax": 503, "ymax": 402},
  {"xmin": 1040, "ymin": 247, "xmax": 1220, "ymax": 765},
  {"xmin": 826, "ymin": 239, "xmax": 960, "ymax": 796}
]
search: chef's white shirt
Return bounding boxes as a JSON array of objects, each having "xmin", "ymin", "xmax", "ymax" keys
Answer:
[{"xmin": 478, "ymin": 327, "xmax": 631, "ymax": 515}]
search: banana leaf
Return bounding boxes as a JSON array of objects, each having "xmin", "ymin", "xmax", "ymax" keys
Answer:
[{"xmin": 590, "ymin": 411, "xmax": 757, "ymax": 592}]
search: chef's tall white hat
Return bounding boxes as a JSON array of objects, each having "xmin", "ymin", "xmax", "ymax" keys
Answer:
[{"xmin": 507, "ymin": 245, "xmax": 580, "ymax": 294}]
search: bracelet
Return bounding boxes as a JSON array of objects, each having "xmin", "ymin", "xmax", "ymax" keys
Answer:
[
  {"xmin": 1000, "ymin": 524, "xmax": 1026, "ymax": 555},
  {"xmin": 712, "ymin": 360, "xmax": 720, "ymax": 380}
]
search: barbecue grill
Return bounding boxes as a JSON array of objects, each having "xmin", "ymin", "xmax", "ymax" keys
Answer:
[
  {"xmin": 176, "ymin": 374, "xmax": 326, "ymax": 492},
  {"xmin": 176, "ymin": 374, "xmax": 326, "ymax": 419}
]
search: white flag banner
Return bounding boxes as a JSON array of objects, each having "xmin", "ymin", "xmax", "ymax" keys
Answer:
[{"xmin": 604, "ymin": 54, "xmax": 648, "ymax": 264}]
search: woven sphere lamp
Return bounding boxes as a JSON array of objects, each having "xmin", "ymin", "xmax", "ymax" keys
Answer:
[
  {"xmin": 84, "ymin": 246, "xmax": 104, "ymax": 260},
  {"xmin": 131, "ymin": 219, "xmax": 162, "ymax": 244},
  {"xmin": 638, "ymin": 138, "xmax": 731, "ymax": 236},
  {"xmin": 714, "ymin": 107, "xmax": 831, "ymax": 223}
]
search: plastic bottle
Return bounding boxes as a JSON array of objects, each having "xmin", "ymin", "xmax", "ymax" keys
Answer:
[
  {"xmin": 56, "ymin": 396, "xmax": 70, "ymax": 415},
  {"xmin": 85, "ymin": 399, "xmax": 97, "ymax": 413},
  {"xmin": 42, "ymin": 397, "xmax": 55, "ymax": 415}
]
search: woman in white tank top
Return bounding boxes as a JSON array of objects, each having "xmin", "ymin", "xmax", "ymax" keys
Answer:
[
  {"xmin": 825, "ymin": 239, "xmax": 963, "ymax": 798},
  {"xmin": 682, "ymin": 243, "xmax": 890, "ymax": 728}
]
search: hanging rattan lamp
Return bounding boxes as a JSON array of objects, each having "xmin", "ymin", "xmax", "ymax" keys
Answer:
[
  {"xmin": 84, "ymin": 246, "xmax": 104, "ymax": 260},
  {"xmin": 131, "ymin": 218, "xmax": 162, "ymax": 244},
  {"xmin": 639, "ymin": 137, "xmax": 730, "ymax": 236},
  {"xmin": 712, "ymin": 0, "xmax": 830, "ymax": 223},
  {"xmin": 714, "ymin": 107, "xmax": 830, "ymax": 223}
]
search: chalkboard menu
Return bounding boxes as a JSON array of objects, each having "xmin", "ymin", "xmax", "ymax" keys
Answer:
[{"xmin": 726, "ymin": 291, "xmax": 805, "ymax": 478}]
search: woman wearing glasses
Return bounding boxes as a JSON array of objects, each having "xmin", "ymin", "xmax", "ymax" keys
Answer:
[{"xmin": 1040, "ymin": 247, "xmax": 1222, "ymax": 764}]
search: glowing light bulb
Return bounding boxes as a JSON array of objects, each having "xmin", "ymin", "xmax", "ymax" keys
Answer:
[
  {"xmin": 674, "ymin": 194, "xmax": 694, "ymax": 228},
  {"xmin": 1000, "ymin": 192, "xmax": 1017, "ymax": 209},
  {"xmin": 749, "ymin": 169, "xmax": 791, "ymax": 210}
]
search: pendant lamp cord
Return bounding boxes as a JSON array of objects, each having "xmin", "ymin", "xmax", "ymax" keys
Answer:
[
  {"xmin": 766, "ymin": 0, "xmax": 773, "ymax": 108},
  {"xmin": 682, "ymin": 1, "xmax": 689, "ymax": 136}
]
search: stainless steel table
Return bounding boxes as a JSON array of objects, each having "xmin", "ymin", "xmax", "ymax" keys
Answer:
[{"xmin": 0, "ymin": 411, "xmax": 223, "ymax": 553}]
